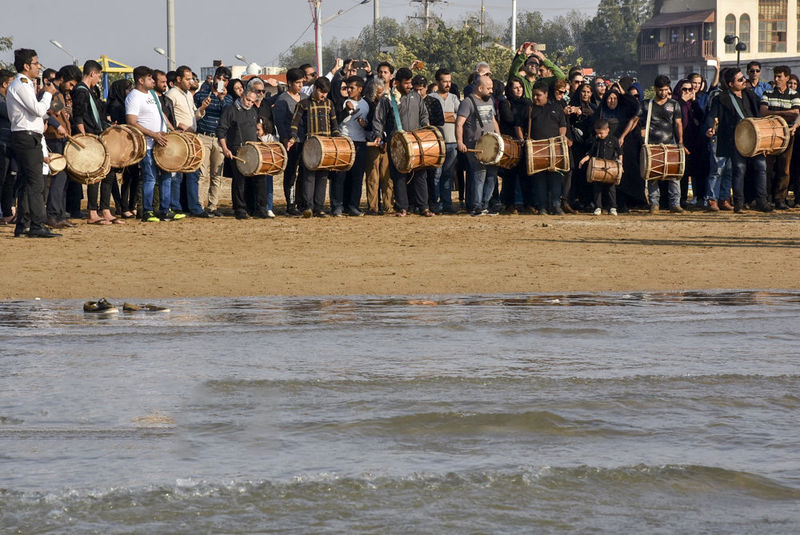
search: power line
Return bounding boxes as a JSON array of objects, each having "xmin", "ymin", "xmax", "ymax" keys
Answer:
[{"xmin": 409, "ymin": 0, "xmax": 446, "ymax": 30}]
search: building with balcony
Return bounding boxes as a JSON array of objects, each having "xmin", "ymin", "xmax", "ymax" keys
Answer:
[{"xmin": 639, "ymin": 0, "xmax": 800, "ymax": 84}]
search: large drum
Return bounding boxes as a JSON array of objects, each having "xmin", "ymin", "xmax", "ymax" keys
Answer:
[
  {"xmin": 735, "ymin": 116, "xmax": 790, "ymax": 157},
  {"xmin": 475, "ymin": 132, "xmax": 522, "ymax": 169},
  {"xmin": 154, "ymin": 131, "xmax": 205, "ymax": 173},
  {"xmin": 236, "ymin": 141, "xmax": 288, "ymax": 176},
  {"xmin": 302, "ymin": 135, "xmax": 355, "ymax": 171},
  {"xmin": 64, "ymin": 133, "xmax": 111, "ymax": 185},
  {"xmin": 525, "ymin": 136, "xmax": 570, "ymax": 175},
  {"xmin": 47, "ymin": 153, "xmax": 67, "ymax": 176},
  {"xmin": 640, "ymin": 144, "xmax": 685, "ymax": 181},
  {"xmin": 390, "ymin": 126, "xmax": 445, "ymax": 174},
  {"xmin": 100, "ymin": 124, "xmax": 147, "ymax": 168},
  {"xmin": 586, "ymin": 157, "xmax": 622, "ymax": 185}
]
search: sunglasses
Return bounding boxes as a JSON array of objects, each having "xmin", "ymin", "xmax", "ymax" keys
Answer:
[
  {"xmin": 681, "ymin": 87, "xmax": 693, "ymax": 92},
  {"xmin": 735, "ymin": 77, "xmax": 745, "ymax": 83},
  {"xmin": 556, "ymin": 90, "xmax": 567, "ymax": 95},
  {"xmin": 254, "ymin": 89, "xmax": 265, "ymax": 94},
  {"xmin": 346, "ymin": 86, "xmax": 358, "ymax": 91},
  {"xmin": 748, "ymin": 69, "xmax": 760, "ymax": 73}
]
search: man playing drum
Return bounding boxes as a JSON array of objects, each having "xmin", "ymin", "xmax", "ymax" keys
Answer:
[
  {"xmin": 218, "ymin": 87, "xmax": 268, "ymax": 220},
  {"xmin": 704, "ymin": 69, "xmax": 773, "ymax": 213},
  {"xmin": 640, "ymin": 75, "xmax": 684, "ymax": 214},
  {"xmin": 288, "ymin": 76, "xmax": 340, "ymax": 218},
  {"xmin": 456, "ymin": 75, "xmax": 500, "ymax": 216},
  {"xmin": 759, "ymin": 66, "xmax": 800, "ymax": 210},
  {"xmin": 370, "ymin": 67, "xmax": 431, "ymax": 217},
  {"xmin": 125, "ymin": 66, "xmax": 173, "ymax": 222}
]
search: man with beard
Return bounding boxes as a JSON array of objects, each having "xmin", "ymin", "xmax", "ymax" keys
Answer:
[
  {"xmin": 428, "ymin": 68, "xmax": 460, "ymax": 214},
  {"xmin": 508, "ymin": 42, "xmax": 565, "ymax": 101},
  {"xmin": 43, "ymin": 65, "xmax": 81, "ymax": 228},
  {"xmin": 456, "ymin": 75, "xmax": 500, "ymax": 216}
]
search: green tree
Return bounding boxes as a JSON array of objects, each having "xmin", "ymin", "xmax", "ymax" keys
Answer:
[
  {"xmin": 1, "ymin": 36, "xmax": 14, "ymax": 71},
  {"xmin": 582, "ymin": 0, "xmax": 653, "ymax": 75}
]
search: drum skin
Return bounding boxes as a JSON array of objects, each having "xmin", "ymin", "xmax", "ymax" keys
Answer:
[
  {"xmin": 48, "ymin": 153, "xmax": 67, "ymax": 175},
  {"xmin": 474, "ymin": 133, "xmax": 522, "ymax": 169},
  {"xmin": 154, "ymin": 132, "xmax": 204, "ymax": 173},
  {"xmin": 640, "ymin": 144, "xmax": 685, "ymax": 181},
  {"xmin": 586, "ymin": 157, "xmax": 622, "ymax": 185},
  {"xmin": 100, "ymin": 125, "xmax": 147, "ymax": 168},
  {"xmin": 64, "ymin": 133, "xmax": 111, "ymax": 185},
  {"xmin": 525, "ymin": 136, "xmax": 570, "ymax": 175},
  {"xmin": 735, "ymin": 116, "xmax": 790, "ymax": 157},
  {"xmin": 236, "ymin": 141, "xmax": 288, "ymax": 176},
  {"xmin": 389, "ymin": 127, "xmax": 445, "ymax": 174},
  {"xmin": 302, "ymin": 135, "xmax": 355, "ymax": 171}
]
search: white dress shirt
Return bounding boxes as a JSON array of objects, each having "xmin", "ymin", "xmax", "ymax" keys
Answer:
[{"xmin": 7, "ymin": 73, "xmax": 51, "ymax": 133}]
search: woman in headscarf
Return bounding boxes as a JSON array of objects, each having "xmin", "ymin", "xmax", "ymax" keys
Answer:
[
  {"xmin": 673, "ymin": 78, "xmax": 707, "ymax": 207},
  {"xmin": 567, "ymin": 82, "xmax": 597, "ymax": 208},
  {"xmin": 498, "ymin": 78, "xmax": 531, "ymax": 212}
]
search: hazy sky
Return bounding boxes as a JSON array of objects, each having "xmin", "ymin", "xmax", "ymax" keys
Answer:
[{"xmin": 1, "ymin": 0, "xmax": 597, "ymax": 72}]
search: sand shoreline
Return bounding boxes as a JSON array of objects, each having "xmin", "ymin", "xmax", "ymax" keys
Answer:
[{"xmin": 3, "ymin": 207, "xmax": 799, "ymax": 300}]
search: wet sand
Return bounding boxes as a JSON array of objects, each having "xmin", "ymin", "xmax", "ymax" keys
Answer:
[{"xmin": 3, "ymin": 189, "xmax": 799, "ymax": 299}]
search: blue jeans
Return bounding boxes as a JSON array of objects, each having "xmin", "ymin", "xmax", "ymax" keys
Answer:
[
  {"xmin": 141, "ymin": 149, "xmax": 168, "ymax": 213},
  {"xmin": 184, "ymin": 170, "xmax": 203, "ymax": 214},
  {"xmin": 431, "ymin": 142, "xmax": 457, "ymax": 210},
  {"xmin": 161, "ymin": 172, "xmax": 184, "ymax": 213},
  {"xmin": 265, "ymin": 175, "xmax": 274, "ymax": 211},
  {"xmin": 466, "ymin": 152, "xmax": 497, "ymax": 212},
  {"xmin": 706, "ymin": 138, "xmax": 732, "ymax": 202},
  {"xmin": 648, "ymin": 179, "xmax": 680, "ymax": 208}
]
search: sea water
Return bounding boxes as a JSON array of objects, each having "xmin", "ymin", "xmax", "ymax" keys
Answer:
[{"xmin": 1, "ymin": 292, "xmax": 798, "ymax": 533}]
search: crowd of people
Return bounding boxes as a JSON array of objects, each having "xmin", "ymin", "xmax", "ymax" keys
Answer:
[{"xmin": 2, "ymin": 42, "xmax": 799, "ymax": 238}]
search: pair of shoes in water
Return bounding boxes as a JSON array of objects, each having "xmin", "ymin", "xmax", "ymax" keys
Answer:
[{"xmin": 83, "ymin": 298, "xmax": 169, "ymax": 314}]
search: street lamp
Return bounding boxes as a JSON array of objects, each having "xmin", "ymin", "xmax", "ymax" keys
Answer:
[
  {"xmin": 724, "ymin": 35, "xmax": 747, "ymax": 68},
  {"xmin": 153, "ymin": 47, "xmax": 173, "ymax": 70},
  {"xmin": 235, "ymin": 54, "xmax": 248, "ymax": 63},
  {"xmin": 49, "ymin": 39, "xmax": 78, "ymax": 66}
]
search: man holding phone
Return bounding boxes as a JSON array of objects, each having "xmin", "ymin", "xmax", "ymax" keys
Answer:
[{"xmin": 193, "ymin": 66, "xmax": 232, "ymax": 216}]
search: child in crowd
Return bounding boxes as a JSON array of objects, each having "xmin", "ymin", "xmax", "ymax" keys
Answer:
[{"xmin": 580, "ymin": 119, "xmax": 621, "ymax": 216}]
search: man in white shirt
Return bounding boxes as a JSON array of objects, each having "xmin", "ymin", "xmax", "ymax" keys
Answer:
[
  {"xmin": 126, "ymin": 65, "xmax": 171, "ymax": 222},
  {"xmin": 7, "ymin": 48, "xmax": 59, "ymax": 237},
  {"xmin": 166, "ymin": 64, "xmax": 210, "ymax": 217}
]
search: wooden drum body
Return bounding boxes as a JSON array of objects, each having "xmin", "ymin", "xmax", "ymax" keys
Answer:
[
  {"xmin": 302, "ymin": 135, "xmax": 355, "ymax": 171},
  {"xmin": 586, "ymin": 157, "xmax": 622, "ymax": 185},
  {"xmin": 236, "ymin": 141, "xmax": 288, "ymax": 176},
  {"xmin": 154, "ymin": 131, "xmax": 205, "ymax": 173},
  {"xmin": 525, "ymin": 136, "xmax": 570, "ymax": 175},
  {"xmin": 390, "ymin": 126, "xmax": 445, "ymax": 174},
  {"xmin": 64, "ymin": 133, "xmax": 111, "ymax": 185},
  {"xmin": 735, "ymin": 116, "xmax": 790, "ymax": 157},
  {"xmin": 475, "ymin": 133, "xmax": 522, "ymax": 169},
  {"xmin": 100, "ymin": 125, "xmax": 147, "ymax": 168},
  {"xmin": 640, "ymin": 144, "xmax": 685, "ymax": 181}
]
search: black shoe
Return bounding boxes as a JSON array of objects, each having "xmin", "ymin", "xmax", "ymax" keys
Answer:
[
  {"xmin": 346, "ymin": 208, "xmax": 364, "ymax": 217},
  {"xmin": 234, "ymin": 211, "xmax": 250, "ymax": 220},
  {"xmin": 27, "ymin": 227, "xmax": 61, "ymax": 238},
  {"xmin": 774, "ymin": 201, "xmax": 788, "ymax": 210},
  {"xmin": 191, "ymin": 211, "xmax": 211, "ymax": 218},
  {"xmin": 286, "ymin": 205, "xmax": 302, "ymax": 216},
  {"xmin": 254, "ymin": 210, "xmax": 270, "ymax": 219},
  {"xmin": 754, "ymin": 200, "xmax": 774, "ymax": 213},
  {"xmin": 14, "ymin": 226, "xmax": 29, "ymax": 237},
  {"xmin": 314, "ymin": 211, "xmax": 328, "ymax": 218},
  {"xmin": 210, "ymin": 209, "xmax": 223, "ymax": 217},
  {"xmin": 734, "ymin": 203, "xmax": 744, "ymax": 213}
]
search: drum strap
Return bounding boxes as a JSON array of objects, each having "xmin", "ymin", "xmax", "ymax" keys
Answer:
[
  {"xmin": 527, "ymin": 104, "xmax": 532, "ymax": 140},
  {"xmin": 471, "ymin": 96, "xmax": 485, "ymax": 129},
  {"xmin": 644, "ymin": 99, "xmax": 653, "ymax": 145},
  {"xmin": 729, "ymin": 94, "xmax": 746, "ymax": 120},
  {"xmin": 389, "ymin": 90, "xmax": 404, "ymax": 132},
  {"xmin": 75, "ymin": 85, "xmax": 103, "ymax": 131},
  {"xmin": 149, "ymin": 90, "xmax": 168, "ymax": 132}
]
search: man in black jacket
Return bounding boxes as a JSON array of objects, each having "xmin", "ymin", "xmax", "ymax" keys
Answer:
[
  {"xmin": 217, "ymin": 88, "xmax": 267, "ymax": 219},
  {"xmin": 704, "ymin": 69, "xmax": 772, "ymax": 212}
]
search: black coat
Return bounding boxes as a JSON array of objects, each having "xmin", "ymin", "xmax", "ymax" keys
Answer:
[{"xmin": 703, "ymin": 88, "xmax": 760, "ymax": 158}]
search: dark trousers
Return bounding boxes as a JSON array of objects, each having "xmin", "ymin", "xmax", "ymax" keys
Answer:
[
  {"xmin": 766, "ymin": 138, "xmax": 793, "ymax": 203},
  {"xmin": 593, "ymin": 182, "xmax": 617, "ymax": 210},
  {"xmin": 45, "ymin": 139, "xmax": 68, "ymax": 220},
  {"xmin": 66, "ymin": 179, "xmax": 83, "ymax": 217},
  {"xmin": 532, "ymin": 171, "xmax": 562, "ymax": 211},
  {"xmin": 0, "ymin": 142, "xmax": 11, "ymax": 218},
  {"xmin": 120, "ymin": 165, "xmax": 140, "ymax": 214},
  {"xmin": 299, "ymin": 163, "xmax": 328, "ymax": 213},
  {"xmin": 232, "ymin": 166, "xmax": 266, "ymax": 215},
  {"xmin": 244, "ymin": 174, "xmax": 268, "ymax": 215},
  {"xmin": 11, "ymin": 131, "xmax": 47, "ymax": 232},
  {"xmin": 388, "ymin": 151, "xmax": 428, "ymax": 212},
  {"xmin": 283, "ymin": 142, "xmax": 301, "ymax": 208},
  {"xmin": 332, "ymin": 141, "xmax": 366, "ymax": 212},
  {"xmin": 732, "ymin": 151, "xmax": 767, "ymax": 208},
  {"xmin": 86, "ymin": 171, "xmax": 115, "ymax": 211}
]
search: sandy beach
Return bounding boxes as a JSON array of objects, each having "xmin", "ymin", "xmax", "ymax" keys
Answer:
[{"xmin": 2, "ymin": 185, "xmax": 799, "ymax": 299}]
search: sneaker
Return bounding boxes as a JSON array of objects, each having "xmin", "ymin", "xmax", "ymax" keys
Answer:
[
  {"xmin": 609, "ymin": 208, "xmax": 618, "ymax": 216},
  {"xmin": 471, "ymin": 210, "xmax": 484, "ymax": 217},
  {"xmin": 170, "ymin": 211, "xmax": 186, "ymax": 220},
  {"xmin": 302, "ymin": 209, "xmax": 313, "ymax": 218},
  {"xmin": 346, "ymin": 208, "xmax": 364, "ymax": 217},
  {"xmin": 143, "ymin": 211, "xmax": 160, "ymax": 222},
  {"xmin": 266, "ymin": 210, "xmax": 276, "ymax": 218},
  {"xmin": 314, "ymin": 211, "xmax": 328, "ymax": 218},
  {"xmin": 481, "ymin": 209, "xmax": 489, "ymax": 216},
  {"xmin": 286, "ymin": 205, "xmax": 301, "ymax": 216},
  {"xmin": 670, "ymin": 205, "xmax": 684, "ymax": 213},
  {"xmin": 235, "ymin": 211, "xmax": 250, "ymax": 220},
  {"xmin": 593, "ymin": 208, "xmax": 602, "ymax": 216},
  {"xmin": 332, "ymin": 208, "xmax": 344, "ymax": 217},
  {"xmin": 191, "ymin": 211, "xmax": 211, "ymax": 218}
]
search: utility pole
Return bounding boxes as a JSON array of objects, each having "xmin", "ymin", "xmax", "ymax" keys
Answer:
[
  {"xmin": 511, "ymin": 0, "xmax": 517, "ymax": 51},
  {"xmin": 409, "ymin": 0, "xmax": 443, "ymax": 30},
  {"xmin": 166, "ymin": 0, "xmax": 176, "ymax": 71},
  {"xmin": 309, "ymin": 0, "xmax": 323, "ymax": 76},
  {"xmin": 480, "ymin": 0, "xmax": 485, "ymax": 46}
]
